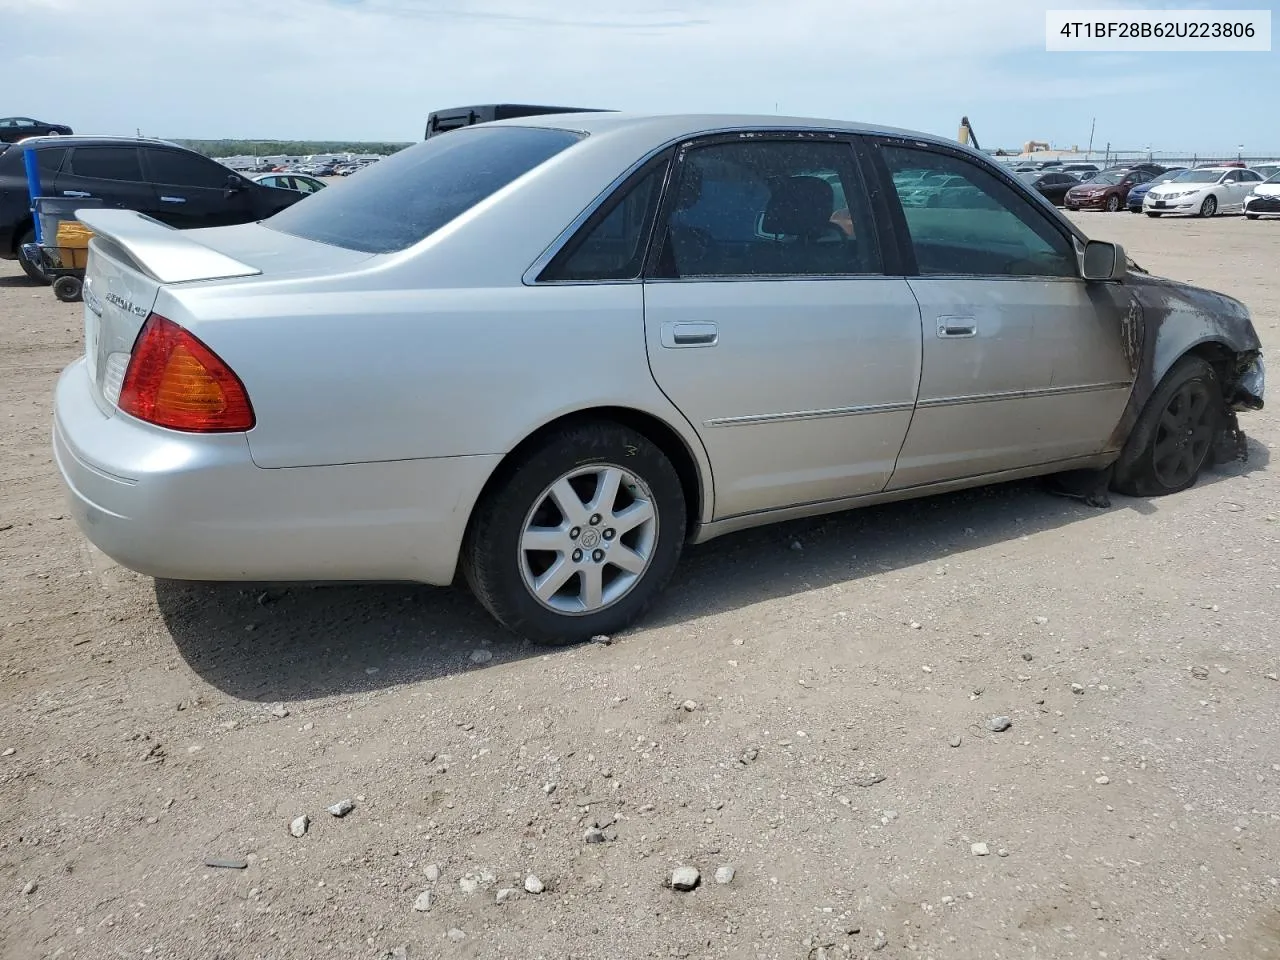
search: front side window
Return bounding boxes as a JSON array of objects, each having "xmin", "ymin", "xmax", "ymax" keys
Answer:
[
  {"xmin": 540, "ymin": 157, "xmax": 669, "ymax": 281},
  {"xmin": 67, "ymin": 147, "xmax": 144, "ymax": 182},
  {"xmin": 144, "ymin": 149, "xmax": 232, "ymax": 189},
  {"xmin": 266, "ymin": 126, "xmax": 583, "ymax": 254},
  {"xmin": 650, "ymin": 138, "xmax": 879, "ymax": 279},
  {"xmin": 880, "ymin": 145, "xmax": 1076, "ymax": 279}
]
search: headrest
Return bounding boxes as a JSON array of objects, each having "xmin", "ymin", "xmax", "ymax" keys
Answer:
[{"xmin": 761, "ymin": 176, "xmax": 834, "ymax": 238}]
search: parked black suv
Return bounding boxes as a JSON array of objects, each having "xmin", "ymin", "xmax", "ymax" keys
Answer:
[{"xmin": 0, "ymin": 136, "xmax": 305, "ymax": 282}]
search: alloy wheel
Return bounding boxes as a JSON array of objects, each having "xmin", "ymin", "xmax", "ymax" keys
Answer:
[
  {"xmin": 518, "ymin": 464, "xmax": 658, "ymax": 615},
  {"xmin": 1151, "ymin": 381, "xmax": 1215, "ymax": 488}
]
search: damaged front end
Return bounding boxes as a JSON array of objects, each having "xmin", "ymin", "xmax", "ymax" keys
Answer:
[
  {"xmin": 1215, "ymin": 350, "xmax": 1265, "ymax": 464},
  {"xmin": 1126, "ymin": 273, "xmax": 1265, "ymax": 465}
]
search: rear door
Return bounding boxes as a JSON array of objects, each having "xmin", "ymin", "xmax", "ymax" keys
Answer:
[
  {"xmin": 640, "ymin": 134, "xmax": 923, "ymax": 519},
  {"xmin": 58, "ymin": 145, "xmax": 153, "ymax": 213},
  {"xmin": 1231, "ymin": 170, "xmax": 1263, "ymax": 209},
  {"xmin": 140, "ymin": 147, "xmax": 253, "ymax": 228},
  {"xmin": 866, "ymin": 138, "xmax": 1136, "ymax": 489}
]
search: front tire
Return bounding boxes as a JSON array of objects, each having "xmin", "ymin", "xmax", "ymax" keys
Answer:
[
  {"xmin": 1106, "ymin": 194, "xmax": 1121, "ymax": 212},
  {"xmin": 1199, "ymin": 195, "xmax": 1217, "ymax": 218},
  {"xmin": 462, "ymin": 420, "xmax": 687, "ymax": 645},
  {"xmin": 1245, "ymin": 212, "xmax": 1259, "ymax": 220},
  {"xmin": 16, "ymin": 227, "xmax": 50, "ymax": 284},
  {"xmin": 1112, "ymin": 356, "xmax": 1223, "ymax": 498},
  {"xmin": 1146, "ymin": 211, "xmax": 1162, "ymax": 218}
]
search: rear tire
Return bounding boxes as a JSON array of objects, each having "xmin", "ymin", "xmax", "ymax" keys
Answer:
[
  {"xmin": 462, "ymin": 420, "xmax": 687, "ymax": 645},
  {"xmin": 16, "ymin": 227, "xmax": 50, "ymax": 284},
  {"xmin": 1112, "ymin": 356, "xmax": 1223, "ymax": 498}
]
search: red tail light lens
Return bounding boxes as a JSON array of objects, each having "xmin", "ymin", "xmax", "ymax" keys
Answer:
[{"xmin": 118, "ymin": 314, "xmax": 255, "ymax": 432}]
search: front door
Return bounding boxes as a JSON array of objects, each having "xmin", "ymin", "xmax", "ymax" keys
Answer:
[
  {"xmin": 641, "ymin": 136, "xmax": 923, "ymax": 519},
  {"xmin": 870, "ymin": 141, "xmax": 1137, "ymax": 490}
]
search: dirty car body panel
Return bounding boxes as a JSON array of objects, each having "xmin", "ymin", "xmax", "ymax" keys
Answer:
[{"xmin": 49, "ymin": 112, "xmax": 1264, "ymax": 639}]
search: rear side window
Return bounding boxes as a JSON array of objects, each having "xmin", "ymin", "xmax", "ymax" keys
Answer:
[
  {"xmin": 266, "ymin": 126, "xmax": 583, "ymax": 253},
  {"xmin": 67, "ymin": 147, "xmax": 144, "ymax": 182},
  {"xmin": 539, "ymin": 157, "xmax": 669, "ymax": 281},
  {"xmin": 0, "ymin": 145, "xmax": 68, "ymax": 176},
  {"xmin": 144, "ymin": 149, "xmax": 231, "ymax": 189}
]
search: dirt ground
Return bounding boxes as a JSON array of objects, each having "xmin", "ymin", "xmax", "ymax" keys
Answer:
[{"xmin": 2, "ymin": 212, "xmax": 1278, "ymax": 960}]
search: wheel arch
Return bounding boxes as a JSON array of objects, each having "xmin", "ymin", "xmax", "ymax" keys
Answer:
[
  {"xmin": 464, "ymin": 405, "xmax": 712, "ymax": 549},
  {"xmin": 9, "ymin": 214, "xmax": 34, "ymax": 255}
]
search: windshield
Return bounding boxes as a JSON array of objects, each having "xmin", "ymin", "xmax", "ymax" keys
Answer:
[
  {"xmin": 1177, "ymin": 169, "xmax": 1225, "ymax": 183},
  {"xmin": 1265, "ymin": 171, "xmax": 1280, "ymax": 184},
  {"xmin": 1084, "ymin": 172, "xmax": 1121, "ymax": 186},
  {"xmin": 265, "ymin": 126, "xmax": 584, "ymax": 253}
]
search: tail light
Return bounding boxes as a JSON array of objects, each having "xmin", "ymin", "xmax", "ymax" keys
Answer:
[{"xmin": 118, "ymin": 314, "xmax": 255, "ymax": 432}]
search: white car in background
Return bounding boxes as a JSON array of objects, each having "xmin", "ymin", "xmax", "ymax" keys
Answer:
[
  {"xmin": 1244, "ymin": 170, "xmax": 1280, "ymax": 219},
  {"xmin": 1143, "ymin": 166, "xmax": 1265, "ymax": 217}
]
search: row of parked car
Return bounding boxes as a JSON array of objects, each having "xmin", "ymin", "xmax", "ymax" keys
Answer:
[{"xmin": 1012, "ymin": 160, "xmax": 1280, "ymax": 218}]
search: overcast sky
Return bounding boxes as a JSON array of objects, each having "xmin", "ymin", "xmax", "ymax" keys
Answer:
[{"xmin": 3, "ymin": 0, "xmax": 1275, "ymax": 154}]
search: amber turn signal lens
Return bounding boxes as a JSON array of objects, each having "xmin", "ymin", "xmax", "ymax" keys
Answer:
[{"xmin": 118, "ymin": 314, "xmax": 254, "ymax": 432}]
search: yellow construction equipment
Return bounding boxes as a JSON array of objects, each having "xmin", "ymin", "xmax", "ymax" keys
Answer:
[{"xmin": 958, "ymin": 116, "xmax": 980, "ymax": 150}]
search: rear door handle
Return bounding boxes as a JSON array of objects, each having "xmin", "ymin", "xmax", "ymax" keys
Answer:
[
  {"xmin": 661, "ymin": 321, "xmax": 718, "ymax": 348},
  {"xmin": 160, "ymin": 196, "xmax": 187, "ymax": 203},
  {"xmin": 62, "ymin": 190, "xmax": 92, "ymax": 198},
  {"xmin": 937, "ymin": 316, "xmax": 977, "ymax": 338}
]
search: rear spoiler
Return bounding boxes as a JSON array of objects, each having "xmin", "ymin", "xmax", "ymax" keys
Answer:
[{"xmin": 75, "ymin": 209, "xmax": 261, "ymax": 284}]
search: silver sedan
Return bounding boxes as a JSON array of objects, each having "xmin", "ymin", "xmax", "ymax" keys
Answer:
[{"xmin": 53, "ymin": 113, "xmax": 1265, "ymax": 644}]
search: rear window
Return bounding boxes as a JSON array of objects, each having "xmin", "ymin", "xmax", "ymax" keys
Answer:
[{"xmin": 265, "ymin": 126, "xmax": 583, "ymax": 253}]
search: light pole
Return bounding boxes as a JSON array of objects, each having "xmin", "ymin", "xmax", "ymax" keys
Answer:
[{"xmin": 1237, "ymin": 143, "xmax": 1244, "ymax": 162}]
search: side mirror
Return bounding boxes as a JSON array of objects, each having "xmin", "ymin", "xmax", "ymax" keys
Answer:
[
  {"xmin": 225, "ymin": 174, "xmax": 246, "ymax": 193},
  {"xmin": 1082, "ymin": 240, "xmax": 1127, "ymax": 281}
]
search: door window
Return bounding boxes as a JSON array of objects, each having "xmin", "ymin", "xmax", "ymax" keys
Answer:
[
  {"xmin": 880, "ymin": 145, "xmax": 1077, "ymax": 278},
  {"xmin": 144, "ymin": 149, "xmax": 232, "ymax": 188},
  {"xmin": 66, "ymin": 147, "xmax": 144, "ymax": 182},
  {"xmin": 650, "ymin": 139, "xmax": 879, "ymax": 279},
  {"xmin": 539, "ymin": 159, "xmax": 668, "ymax": 281}
]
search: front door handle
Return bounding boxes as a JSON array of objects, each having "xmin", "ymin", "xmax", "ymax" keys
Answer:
[
  {"xmin": 62, "ymin": 190, "xmax": 92, "ymax": 198},
  {"xmin": 661, "ymin": 321, "xmax": 718, "ymax": 348},
  {"xmin": 937, "ymin": 316, "xmax": 977, "ymax": 338},
  {"xmin": 159, "ymin": 196, "xmax": 187, "ymax": 203}
]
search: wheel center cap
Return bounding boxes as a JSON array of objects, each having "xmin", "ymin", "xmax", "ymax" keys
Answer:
[{"xmin": 579, "ymin": 529, "xmax": 601, "ymax": 549}]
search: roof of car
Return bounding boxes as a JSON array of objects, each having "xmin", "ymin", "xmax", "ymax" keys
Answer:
[
  {"xmin": 473, "ymin": 111, "xmax": 952, "ymax": 146},
  {"xmin": 10, "ymin": 134, "xmax": 181, "ymax": 149}
]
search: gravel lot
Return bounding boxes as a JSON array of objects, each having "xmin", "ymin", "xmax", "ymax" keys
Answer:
[{"xmin": 2, "ymin": 212, "xmax": 1278, "ymax": 960}]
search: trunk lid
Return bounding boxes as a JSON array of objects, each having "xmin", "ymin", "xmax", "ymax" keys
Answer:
[
  {"xmin": 76, "ymin": 210, "xmax": 372, "ymax": 413},
  {"xmin": 79, "ymin": 209, "xmax": 263, "ymax": 411}
]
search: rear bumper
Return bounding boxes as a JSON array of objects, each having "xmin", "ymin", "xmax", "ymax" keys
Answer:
[{"xmin": 52, "ymin": 358, "xmax": 499, "ymax": 585}]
